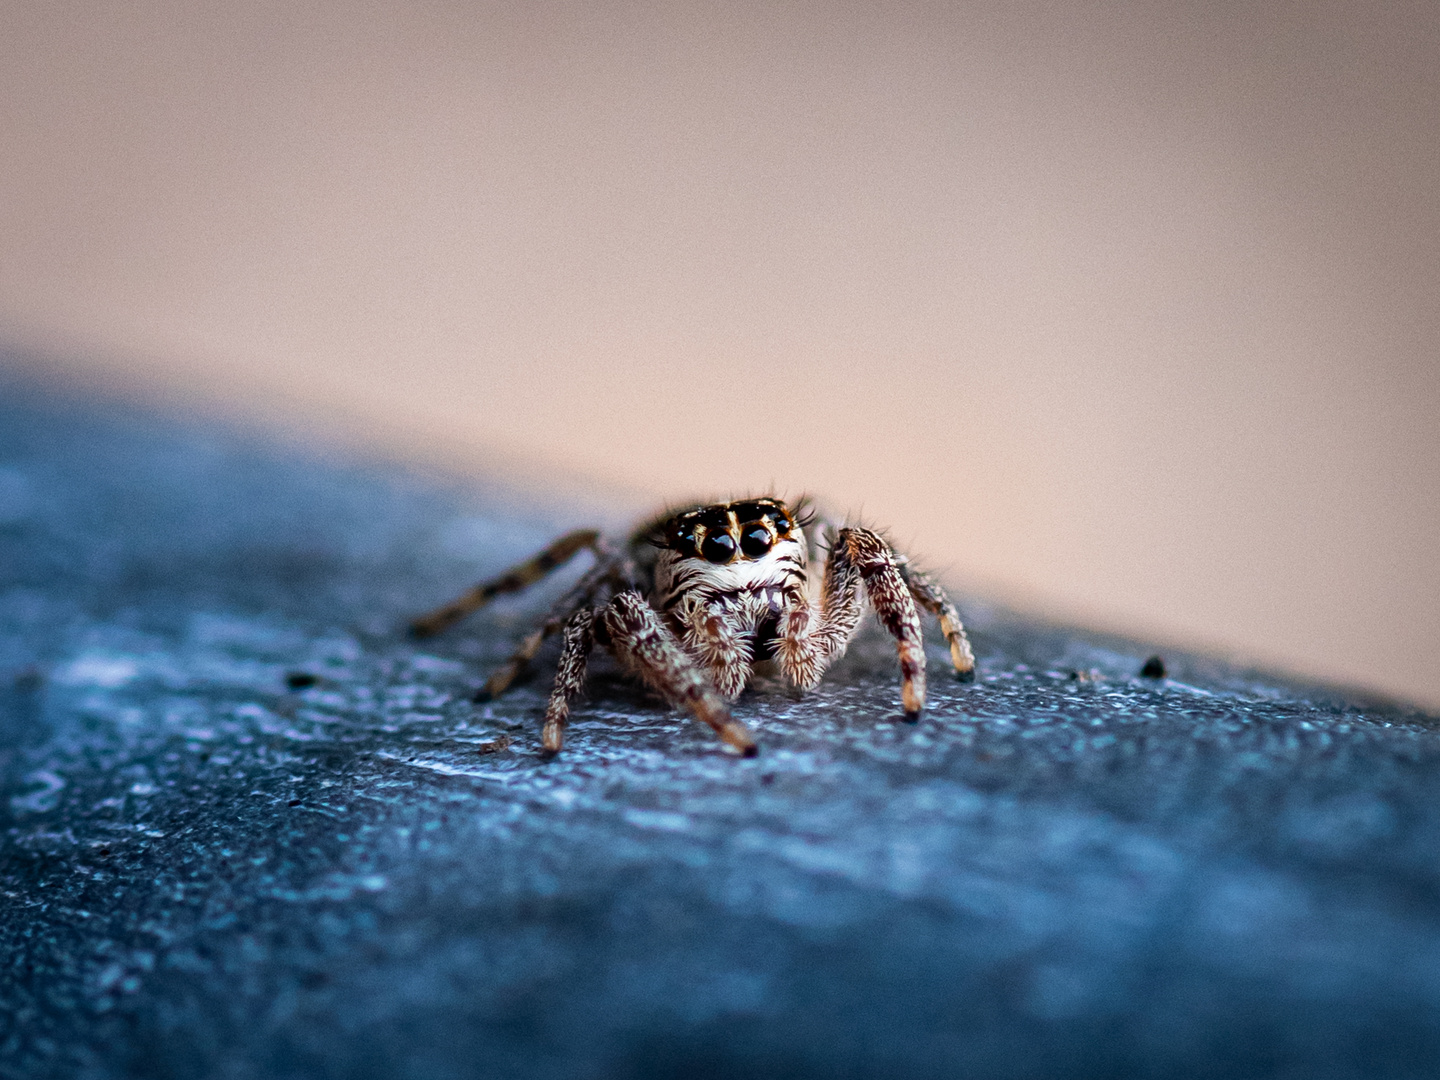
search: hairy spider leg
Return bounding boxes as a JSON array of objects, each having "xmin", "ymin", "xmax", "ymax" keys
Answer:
[
  {"xmin": 897, "ymin": 560, "xmax": 976, "ymax": 681},
  {"xmin": 777, "ymin": 527, "xmax": 929, "ymax": 720},
  {"xmin": 408, "ymin": 528, "xmax": 601, "ymax": 638},
  {"xmin": 541, "ymin": 607, "xmax": 596, "ymax": 753},
  {"xmin": 477, "ymin": 551, "xmax": 625, "ymax": 700},
  {"xmin": 841, "ymin": 529, "xmax": 928, "ymax": 720},
  {"xmin": 602, "ymin": 591, "xmax": 758, "ymax": 757},
  {"xmin": 475, "ymin": 622, "xmax": 552, "ymax": 701}
]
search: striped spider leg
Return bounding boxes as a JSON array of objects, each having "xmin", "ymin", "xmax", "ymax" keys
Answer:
[
  {"xmin": 409, "ymin": 528, "xmax": 602, "ymax": 639},
  {"xmin": 895, "ymin": 558, "xmax": 977, "ymax": 680},
  {"xmin": 409, "ymin": 497, "xmax": 974, "ymax": 756},
  {"xmin": 409, "ymin": 525, "xmax": 756, "ymax": 757},
  {"xmin": 770, "ymin": 524, "xmax": 975, "ymax": 721}
]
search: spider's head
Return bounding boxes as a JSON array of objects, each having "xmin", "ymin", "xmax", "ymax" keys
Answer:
[
  {"xmin": 660, "ymin": 498, "xmax": 798, "ymax": 564},
  {"xmin": 649, "ymin": 497, "xmax": 809, "ymax": 609},
  {"xmin": 650, "ymin": 498, "xmax": 812, "ymax": 610}
]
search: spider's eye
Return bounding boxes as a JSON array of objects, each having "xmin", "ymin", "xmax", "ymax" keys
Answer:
[
  {"xmin": 701, "ymin": 531, "xmax": 737, "ymax": 564},
  {"xmin": 770, "ymin": 513, "xmax": 790, "ymax": 536},
  {"xmin": 740, "ymin": 523, "xmax": 772, "ymax": 558},
  {"xmin": 667, "ymin": 522, "xmax": 697, "ymax": 553}
]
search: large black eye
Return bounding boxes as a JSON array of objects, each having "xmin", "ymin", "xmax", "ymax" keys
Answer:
[
  {"xmin": 701, "ymin": 531, "xmax": 737, "ymax": 563},
  {"xmin": 740, "ymin": 523, "xmax": 772, "ymax": 558}
]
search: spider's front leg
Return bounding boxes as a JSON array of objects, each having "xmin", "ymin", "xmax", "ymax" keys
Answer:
[
  {"xmin": 467, "ymin": 542, "xmax": 630, "ymax": 701},
  {"xmin": 541, "ymin": 607, "xmax": 595, "ymax": 753},
  {"xmin": 838, "ymin": 528, "xmax": 928, "ymax": 719},
  {"xmin": 778, "ymin": 527, "xmax": 930, "ymax": 721},
  {"xmin": 475, "ymin": 612, "xmax": 562, "ymax": 702},
  {"xmin": 602, "ymin": 592, "xmax": 758, "ymax": 756}
]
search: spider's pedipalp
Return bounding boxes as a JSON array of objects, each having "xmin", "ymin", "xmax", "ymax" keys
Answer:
[
  {"xmin": 775, "ymin": 529, "xmax": 864, "ymax": 690},
  {"xmin": 675, "ymin": 597, "xmax": 754, "ymax": 699}
]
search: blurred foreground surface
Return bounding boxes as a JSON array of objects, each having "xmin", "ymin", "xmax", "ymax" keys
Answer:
[{"xmin": 2, "ymin": 379, "xmax": 1439, "ymax": 1080}]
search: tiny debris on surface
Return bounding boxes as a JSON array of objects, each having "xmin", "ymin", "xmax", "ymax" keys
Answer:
[
  {"xmin": 1140, "ymin": 654, "xmax": 1167, "ymax": 679},
  {"xmin": 0, "ymin": 369, "xmax": 1438, "ymax": 1080}
]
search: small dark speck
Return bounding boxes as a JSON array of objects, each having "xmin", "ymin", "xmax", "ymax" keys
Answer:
[
  {"xmin": 285, "ymin": 672, "xmax": 318, "ymax": 690},
  {"xmin": 98, "ymin": 847, "xmax": 111, "ymax": 857},
  {"xmin": 1140, "ymin": 655, "xmax": 1167, "ymax": 679},
  {"xmin": 760, "ymin": 773, "xmax": 776, "ymax": 786},
  {"xmin": 13, "ymin": 667, "xmax": 43, "ymax": 692},
  {"xmin": 287, "ymin": 798, "xmax": 302, "ymax": 807}
]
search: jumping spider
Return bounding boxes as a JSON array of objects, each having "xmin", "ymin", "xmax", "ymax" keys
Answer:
[{"xmin": 410, "ymin": 498, "xmax": 975, "ymax": 757}]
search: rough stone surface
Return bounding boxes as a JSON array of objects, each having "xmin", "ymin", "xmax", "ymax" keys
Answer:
[{"xmin": 1, "ymin": 376, "xmax": 1438, "ymax": 1079}]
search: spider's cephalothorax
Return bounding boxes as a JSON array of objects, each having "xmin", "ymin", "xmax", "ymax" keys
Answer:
[{"xmin": 409, "ymin": 497, "xmax": 975, "ymax": 757}]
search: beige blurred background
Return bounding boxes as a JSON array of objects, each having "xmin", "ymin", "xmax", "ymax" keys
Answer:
[{"xmin": 2, "ymin": 0, "xmax": 1437, "ymax": 707}]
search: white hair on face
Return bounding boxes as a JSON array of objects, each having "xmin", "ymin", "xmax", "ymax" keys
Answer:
[{"xmin": 652, "ymin": 535, "xmax": 808, "ymax": 613}]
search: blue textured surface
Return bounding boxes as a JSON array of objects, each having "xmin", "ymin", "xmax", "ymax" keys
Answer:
[{"xmin": 1, "ymin": 376, "xmax": 1437, "ymax": 1079}]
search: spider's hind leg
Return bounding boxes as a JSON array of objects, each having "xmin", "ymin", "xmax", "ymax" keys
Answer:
[
  {"xmin": 409, "ymin": 528, "xmax": 600, "ymax": 638},
  {"xmin": 897, "ymin": 560, "xmax": 976, "ymax": 681},
  {"xmin": 475, "ymin": 617, "xmax": 558, "ymax": 701},
  {"xmin": 476, "ymin": 552, "xmax": 622, "ymax": 701}
]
